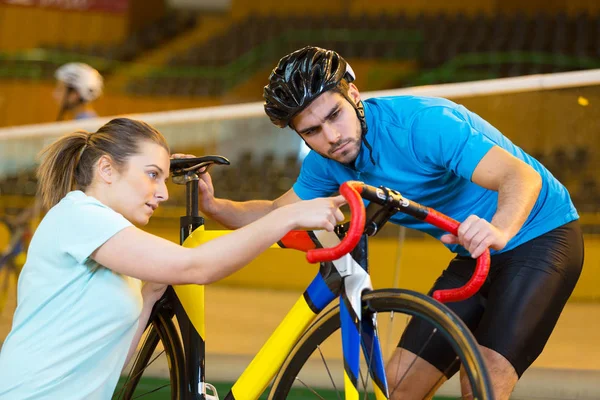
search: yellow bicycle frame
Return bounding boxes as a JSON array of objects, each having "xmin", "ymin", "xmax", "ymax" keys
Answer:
[{"xmin": 173, "ymin": 226, "xmax": 325, "ymax": 400}]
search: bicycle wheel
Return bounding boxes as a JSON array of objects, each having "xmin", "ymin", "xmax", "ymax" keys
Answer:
[
  {"xmin": 269, "ymin": 289, "xmax": 492, "ymax": 400},
  {"xmin": 113, "ymin": 310, "xmax": 186, "ymax": 400}
]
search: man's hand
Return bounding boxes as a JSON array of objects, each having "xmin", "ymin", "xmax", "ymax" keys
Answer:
[
  {"xmin": 171, "ymin": 153, "xmax": 195, "ymax": 160},
  {"xmin": 171, "ymin": 153, "xmax": 219, "ymax": 216},
  {"xmin": 440, "ymin": 215, "xmax": 509, "ymax": 258},
  {"xmin": 197, "ymin": 171, "xmax": 219, "ymax": 216}
]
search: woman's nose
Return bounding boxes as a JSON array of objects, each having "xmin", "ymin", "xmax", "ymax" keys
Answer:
[{"xmin": 156, "ymin": 182, "xmax": 169, "ymax": 202}]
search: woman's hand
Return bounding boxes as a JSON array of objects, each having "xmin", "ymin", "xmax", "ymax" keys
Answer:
[{"xmin": 280, "ymin": 195, "xmax": 346, "ymax": 232}]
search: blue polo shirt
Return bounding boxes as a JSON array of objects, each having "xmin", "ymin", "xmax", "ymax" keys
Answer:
[{"xmin": 293, "ymin": 96, "xmax": 578, "ymax": 256}]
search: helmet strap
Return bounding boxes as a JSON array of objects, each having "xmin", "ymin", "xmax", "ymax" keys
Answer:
[{"xmin": 341, "ymin": 95, "xmax": 375, "ymax": 166}]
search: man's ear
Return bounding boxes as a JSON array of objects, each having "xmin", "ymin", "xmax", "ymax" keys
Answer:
[
  {"xmin": 348, "ymin": 83, "xmax": 361, "ymax": 104},
  {"xmin": 96, "ymin": 155, "xmax": 115, "ymax": 184}
]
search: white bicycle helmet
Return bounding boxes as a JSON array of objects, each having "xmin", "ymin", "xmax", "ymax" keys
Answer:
[{"xmin": 55, "ymin": 63, "xmax": 103, "ymax": 102}]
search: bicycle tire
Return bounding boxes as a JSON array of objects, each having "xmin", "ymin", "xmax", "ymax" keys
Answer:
[
  {"xmin": 269, "ymin": 288, "xmax": 493, "ymax": 400},
  {"xmin": 114, "ymin": 310, "xmax": 186, "ymax": 400}
]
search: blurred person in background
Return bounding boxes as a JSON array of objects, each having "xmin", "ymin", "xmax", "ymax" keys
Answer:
[
  {"xmin": 195, "ymin": 46, "xmax": 584, "ymax": 400},
  {"xmin": 53, "ymin": 62, "xmax": 103, "ymax": 121}
]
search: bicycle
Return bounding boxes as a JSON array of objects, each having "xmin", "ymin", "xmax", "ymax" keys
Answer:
[
  {"xmin": 113, "ymin": 155, "xmax": 493, "ymax": 400},
  {"xmin": 0, "ymin": 207, "xmax": 35, "ymax": 316}
]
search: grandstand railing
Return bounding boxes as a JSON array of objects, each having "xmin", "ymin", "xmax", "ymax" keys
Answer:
[{"xmin": 1, "ymin": 68, "xmax": 599, "ymax": 179}]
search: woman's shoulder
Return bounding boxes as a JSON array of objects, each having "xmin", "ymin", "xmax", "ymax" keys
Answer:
[
  {"xmin": 43, "ymin": 191, "xmax": 125, "ymax": 228},
  {"xmin": 33, "ymin": 191, "xmax": 132, "ymax": 260}
]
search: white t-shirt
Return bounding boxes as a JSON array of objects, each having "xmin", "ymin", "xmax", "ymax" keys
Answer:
[{"xmin": 0, "ymin": 191, "xmax": 141, "ymax": 399}]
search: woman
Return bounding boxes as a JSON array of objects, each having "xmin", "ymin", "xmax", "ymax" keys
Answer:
[{"xmin": 0, "ymin": 118, "xmax": 345, "ymax": 399}]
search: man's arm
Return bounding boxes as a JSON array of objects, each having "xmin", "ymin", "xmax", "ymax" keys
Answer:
[
  {"xmin": 442, "ymin": 146, "xmax": 542, "ymax": 257},
  {"xmin": 198, "ymin": 171, "xmax": 301, "ymax": 229},
  {"xmin": 473, "ymin": 146, "xmax": 542, "ymax": 239}
]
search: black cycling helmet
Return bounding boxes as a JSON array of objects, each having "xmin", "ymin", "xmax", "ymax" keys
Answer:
[
  {"xmin": 264, "ymin": 46, "xmax": 375, "ymax": 165},
  {"xmin": 264, "ymin": 46, "xmax": 357, "ymax": 128}
]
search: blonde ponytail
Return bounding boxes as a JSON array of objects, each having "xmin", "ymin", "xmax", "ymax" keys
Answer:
[{"xmin": 37, "ymin": 131, "xmax": 89, "ymax": 209}]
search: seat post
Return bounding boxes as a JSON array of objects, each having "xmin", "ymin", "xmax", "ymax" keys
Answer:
[
  {"xmin": 185, "ymin": 173, "xmax": 199, "ymax": 218},
  {"xmin": 180, "ymin": 172, "xmax": 205, "ymax": 245}
]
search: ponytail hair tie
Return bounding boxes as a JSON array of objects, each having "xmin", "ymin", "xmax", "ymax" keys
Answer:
[{"xmin": 77, "ymin": 132, "xmax": 93, "ymax": 164}]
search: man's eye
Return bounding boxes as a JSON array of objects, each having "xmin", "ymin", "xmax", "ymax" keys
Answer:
[{"xmin": 331, "ymin": 110, "xmax": 340, "ymax": 118}]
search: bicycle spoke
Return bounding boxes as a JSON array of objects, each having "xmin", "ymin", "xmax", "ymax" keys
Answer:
[
  {"xmin": 317, "ymin": 344, "xmax": 343, "ymax": 400},
  {"xmin": 115, "ymin": 332, "xmax": 154, "ymax": 399},
  {"xmin": 390, "ymin": 327, "xmax": 438, "ymax": 398},
  {"xmin": 294, "ymin": 377, "xmax": 328, "ymax": 400},
  {"xmin": 383, "ymin": 310, "xmax": 394, "ymax": 359},
  {"xmin": 389, "ymin": 314, "xmax": 411, "ymax": 398},
  {"xmin": 112, "ymin": 349, "xmax": 165, "ymax": 399},
  {"xmin": 417, "ymin": 357, "xmax": 461, "ymax": 399},
  {"xmin": 358, "ymin": 370, "xmax": 369, "ymax": 399},
  {"xmin": 126, "ymin": 349, "xmax": 166, "ymax": 384},
  {"xmin": 272, "ymin": 290, "xmax": 491, "ymax": 400},
  {"xmin": 119, "ymin": 333, "xmax": 153, "ymax": 390},
  {"xmin": 361, "ymin": 328, "xmax": 377, "ymax": 400},
  {"xmin": 131, "ymin": 383, "xmax": 171, "ymax": 399},
  {"xmin": 357, "ymin": 323, "xmax": 369, "ymax": 398},
  {"xmin": 439, "ymin": 358, "xmax": 462, "ymax": 397},
  {"xmin": 113, "ymin": 313, "xmax": 182, "ymax": 400},
  {"xmin": 443, "ymin": 357, "xmax": 459, "ymax": 379}
]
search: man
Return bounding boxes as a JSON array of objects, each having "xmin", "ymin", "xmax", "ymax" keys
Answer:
[
  {"xmin": 54, "ymin": 62, "xmax": 103, "ymax": 121},
  {"xmin": 197, "ymin": 46, "xmax": 583, "ymax": 400}
]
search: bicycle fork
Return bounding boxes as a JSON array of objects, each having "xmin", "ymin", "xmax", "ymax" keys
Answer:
[{"xmin": 315, "ymin": 231, "xmax": 390, "ymax": 400}]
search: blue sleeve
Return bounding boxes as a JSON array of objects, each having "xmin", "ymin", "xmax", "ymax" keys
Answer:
[
  {"xmin": 409, "ymin": 106, "xmax": 495, "ymax": 181},
  {"xmin": 60, "ymin": 199, "xmax": 132, "ymax": 264},
  {"xmin": 292, "ymin": 151, "xmax": 340, "ymax": 200}
]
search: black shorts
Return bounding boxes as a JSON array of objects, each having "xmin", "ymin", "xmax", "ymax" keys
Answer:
[{"xmin": 399, "ymin": 220, "xmax": 584, "ymax": 378}]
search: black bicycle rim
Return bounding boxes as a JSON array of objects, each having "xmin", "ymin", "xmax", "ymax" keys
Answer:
[{"xmin": 269, "ymin": 288, "xmax": 492, "ymax": 400}]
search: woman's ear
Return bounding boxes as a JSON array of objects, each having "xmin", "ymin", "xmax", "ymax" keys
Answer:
[{"xmin": 96, "ymin": 155, "xmax": 115, "ymax": 184}]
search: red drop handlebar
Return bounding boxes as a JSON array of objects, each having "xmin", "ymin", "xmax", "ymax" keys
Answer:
[
  {"xmin": 305, "ymin": 181, "xmax": 490, "ymax": 303},
  {"xmin": 306, "ymin": 181, "xmax": 366, "ymax": 264}
]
